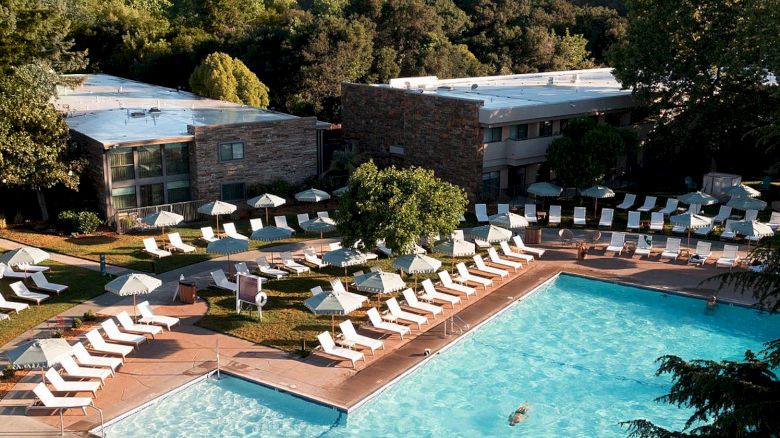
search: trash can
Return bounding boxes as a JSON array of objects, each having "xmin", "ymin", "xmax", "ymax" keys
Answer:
[
  {"xmin": 524, "ymin": 227, "xmax": 542, "ymax": 245},
  {"xmin": 178, "ymin": 280, "xmax": 197, "ymax": 304}
]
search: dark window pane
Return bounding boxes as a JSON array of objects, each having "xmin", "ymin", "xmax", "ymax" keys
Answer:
[
  {"xmin": 138, "ymin": 146, "xmax": 162, "ymax": 178},
  {"xmin": 109, "ymin": 150, "xmax": 134, "ymax": 182},
  {"xmin": 483, "ymin": 127, "xmax": 502, "ymax": 143},
  {"xmin": 540, "ymin": 121, "xmax": 553, "ymax": 137},
  {"xmin": 167, "ymin": 180, "xmax": 191, "ymax": 203},
  {"xmin": 221, "ymin": 183, "xmax": 245, "ymax": 201},
  {"xmin": 481, "ymin": 172, "xmax": 499, "ymax": 198},
  {"xmin": 219, "ymin": 142, "xmax": 244, "ymax": 161},
  {"xmin": 139, "ymin": 183, "xmax": 164, "ymax": 207},
  {"xmin": 111, "ymin": 187, "xmax": 136, "ymax": 209},
  {"xmin": 164, "ymin": 143, "xmax": 190, "ymax": 175},
  {"xmin": 510, "ymin": 124, "xmax": 528, "ymax": 140}
]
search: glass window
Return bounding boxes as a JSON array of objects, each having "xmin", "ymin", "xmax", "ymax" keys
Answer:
[
  {"xmin": 481, "ymin": 171, "xmax": 499, "ymax": 198},
  {"xmin": 539, "ymin": 121, "xmax": 553, "ymax": 137},
  {"xmin": 509, "ymin": 124, "xmax": 528, "ymax": 140},
  {"xmin": 483, "ymin": 127, "xmax": 502, "ymax": 143},
  {"xmin": 219, "ymin": 142, "xmax": 244, "ymax": 161},
  {"xmin": 109, "ymin": 150, "xmax": 134, "ymax": 182},
  {"xmin": 139, "ymin": 183, "xmax": 164, "ymax": 207},
  {"xmin": 111, "ymin": 186, "xmax": 136, "ymax": 210},
  {"xmin": 138, "ymin": 145, "xmax": 162, "ymax": 178},
  {"xmin": 221, "ymin": 182, "xmax": 246, "ymax": 201},
  {"xmin": 164, "ymin": 143, "xmax": 190, "ymax": 175},
  {"xmin": 167, "ymin": 180, "xmax": 191, "ymax": 203}
]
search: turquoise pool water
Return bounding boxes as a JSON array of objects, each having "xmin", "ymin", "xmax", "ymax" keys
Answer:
[{"xmin": 105, "ymin": 275, "xmax": 780, "ymax": 437}]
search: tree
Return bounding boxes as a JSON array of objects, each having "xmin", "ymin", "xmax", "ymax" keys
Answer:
[
  {"xmin": 335, "ymin": 162, "xmax": 467, "ymax": 255},
  {"xmin": 189, "ymin": 52, "xmax": 270, "ymax": 107}
]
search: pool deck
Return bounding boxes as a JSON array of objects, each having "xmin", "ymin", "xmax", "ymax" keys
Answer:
[{"xmin": 0, "ymin": 232, "xmax": 762, "ymax": 436}]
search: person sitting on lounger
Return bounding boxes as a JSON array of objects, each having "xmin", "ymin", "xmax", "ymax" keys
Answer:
[
  {"xmin": 508, "ymin": 402, "xmax": 530, "ymax": 426},
  {"xmin": 706, "ymin": 296, "xmax": 717, "ymax": 310}
]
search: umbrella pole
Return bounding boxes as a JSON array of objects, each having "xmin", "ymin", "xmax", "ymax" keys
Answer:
[
  {"xmin": 344, "ymin": 267, "xmax": 348, "ymax": 292},
  {"xmin": 265, "ymin": 207, "xmax": 269, "ymax": 225},
  {"xmin": 133, "ymin": 295, "xmax": 137, "ymax": 320},
  {"xmin": 687, "ymin": 229, "xmax": 691, "ymax": 250},
  {"xmin": 331, "ymin": 315, "xmax": 335, "ymax": 333}
]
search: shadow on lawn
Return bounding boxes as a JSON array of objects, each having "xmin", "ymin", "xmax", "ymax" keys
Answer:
[{"xmin": 63, "ymin": 235, "xmax": 119, "ymax": 246}]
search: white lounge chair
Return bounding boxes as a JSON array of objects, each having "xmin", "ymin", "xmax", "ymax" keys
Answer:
[
  {"xmin": 9, "ymin": 282, "xmax": 48, "ymax": 304},
  {"xmin": 338, "ymin": 320, "xmax": 384, "ymax": 355},
  {"xmin": 617, "ymin": 193, "xmax": 636, "ymax": 210},
  {"xmin": 101, "ymin": 319, "xmax": 146, "ymax": 347},
  {"xmin": 211, "ymin": 270, "xmax": 237, "ymax": 292},
  {"xmin": 694, "ymin": 224, "xmax": 713, "ymax": 237},
  {"xmin": 256, "ymin": 256, "xmax": 287, "ymax": 279},
  {"xmin": 137, "ymin": 301, "xmax": 180, "ymax": 330},
  {"xmin": 512, "ymin": 235, "xmax": 545, "ymax": 258},
  {"xmin": 637, "ymin": 196, "xmax": 657, "ymax": 212},
  {"xmin": 223, "ymin": 223, "xmax": 248, "ymax": 240},
  {"xmin": 686, "ymin": 203, "xmax": 701, "ymax": 215},
  {"xmin": 72, "ymin": 342, "xmax": 122, "ymax": 372},
  {"xmin": 688, "ymin": 241, "xmax": 712, "ymax": 266},
  {"xmin": 487, "ymin": 248, "xmax": 521, "ymax": 271},
  {"xmin": 85, "ymin": 329, "xmax": 133, "ymax": 357},
  {"xmin": 13, "ymin": 263, "xmax": 48, "ymax": 273},
  {"xmin": 303, "ymin": 247, "xmax": 328, "ymax": 268},
  {"xmin": 454, "ymin": 263, "xmax": 492, "ymax": 289},
  {"xmin": 0, "ymin": 313, "xmax": 8, "ymax": 321},
  {"xmin": 720, "ymin": 220, "xmax": 737, "ymax": 240},
  {"xmin": 385, "ymin": 297, "xmax": 427, "ymax": 329},
  {"xmin": 658, "ymin": 198, "xmax": 679, "ymax": 215},
  {"xmin": 200, "ymin": 226, "xmax": 218, "ymax": 243},
  {"xmin": 317, "ymin": 331, "xmax": 364, "ymax": 368},
  {"xmin": 60, "ymin": 356, "xmax": 111, "ymax": 384},
  {"xmin": 250, "ymin": 218, "xmax": 263, "ymax": 232},
  {"xmin": 376, "ymin": 239, "xmax": 393, "ymax": 257},
  {"xmin": 599, "ymin": 208, "xmax": 614, "ymax": 228},
  {"xmin": 474, "ymin": 238, "xmax": 491, "ymax": 249},
  {"xmin": 473, "ymin": 255, "xmax": 508, "ymax": 278},
  {"xmin": 420, "ymin": 279, "xmax": 460, "ymax": 308},
  {"xmin": 649, "ymin": 212, "xmax": 664, "ymax": 232},
  {"xmin": 661, "ymin": 238, "xmax": 682, "ymax": 261},
  {"xmin": 0, "ymin": 263, "xmax": 31, "ymax": 279},
  {"xmin": 367, "ymin": 307, "xmax": 410, "ymax": 339},
  {"xmin": 605, "ymin": 232, "xmax": 626, "ymax": 256},
  {"xmin": 401, "ymin": 289, "xmax": 443, "ymax": 318},
  {"xmin": 235, "ymin": 262, "xmax": 252, "ymax": 276},
  {"xmin": 116, "ymin": 311, "xmax": 162, "ymax": 339},
  {"xmin": 497, "ymin": 204, "xmax": 509, "ymax": 214},
  {"xmin": 296, "ymin": 213, "xmax": 310, "ymax": 230},
  {"xmin": 710, "ymin": 206, "xmax": 732, "ymax": 225},
  {"xmin": 280, "ymin": 252, "xmax": 310, "ymax": 274},
  {"xmin": 45, "ymin": 368, "xmax": 100, "ymax": 396},
  {"xmin": 167, "ymin": 232, "xmax": 195, "ymax": 253},
  {"xmin": 634, "ymin": 235, "xmax": 652, "ymax": 257},
  {"xmin": 716, "ymin": 245, "xmax": 741, "ymax": 269},
  {"xmin": 744, "ymin": 210, "xmax": 758, "ymax": 222},
  {"xmin": 437, "ymin": 271, "xmax": 477, "ymax": 298},
  {"xmin": 143, "ymin": 238, "xmax": 171, "ymax": 259},
  {"xmin": 475, "ymin": 204, "xmax": 489, "ymax": 222},
  {"xmin": 524, "ymin": 204, "xmax": 538, "ymax": 224},
  {"xmin": 626, "ymin": 211, "xmax": 641, "ymax": 231},
  {"xmin": 767, "ymin": 211, "xmax": 780, "ymax": 230},
  {"xmin": 274, "ymin": 216, "xmax": 296, "ymax": 233},
  {"xmin": 31, "ymin": 382, "xmax": 93, "ymax": 415},
  {"xmin": 317, "ymin": 211, "xmax": 330, "ymax": 220},
  {"xmin": 548, "ymin": 205, "xmax": 562, "ymax": 226},
  {"xmin": 499, "ymin": 241, "xmax": 533, "ymax": 263},
  {"xmin": 573, "ymin": 207, "xmax": 587, "ymax": 226},
  {"xmin": 328, "ymin": 242, "xmax": 342, "ymax": 251},
  {"xmin": 0, "ymin": 293, "xmax": 28, "ymax": 314}
]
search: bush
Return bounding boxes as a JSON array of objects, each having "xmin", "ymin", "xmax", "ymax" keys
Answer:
[
  {"xmin": 52, "ymin": 330, "xmax": 64, "ymax": 338},
  {"xmin": 57, "ymin": 210, "xmax": 101, "ymax": 234},
  {"xmin": 72, "ymin": 318, "xmax": 83, "ymax": 329},
  {"xmin": 13, "ymin": 211, "xmax": 23, "ymax": 225},
  {"xmin": 82, "ymin": 309, "xmax": 96, "ymax": 321},
  {"xmin": 2, "ymin": 365, "xmax": 15, "ymax": 379}
]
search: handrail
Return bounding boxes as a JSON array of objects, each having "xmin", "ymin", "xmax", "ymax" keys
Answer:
[{"xmin": 61, "ymin": 405, "xmax": 104, "ymax": 437}]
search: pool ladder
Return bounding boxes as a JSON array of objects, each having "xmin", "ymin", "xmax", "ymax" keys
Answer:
[{"xmin": 444, "ymin": 315, "xmax": 470, "ymax": 336}]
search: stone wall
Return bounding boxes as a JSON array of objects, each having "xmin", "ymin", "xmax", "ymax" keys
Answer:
[
  {"xmin": 188, "ymin": 117, "xmax": 318, "ymax": 201},
  {"xmin": 341, "ymin": 83, "xmax": 484, "ymax": 202}
]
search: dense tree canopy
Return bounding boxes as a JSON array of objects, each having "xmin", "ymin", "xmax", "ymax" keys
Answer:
[{"xmin": 190, "ymin": 52, "xmax": 270, "ymax": 107}]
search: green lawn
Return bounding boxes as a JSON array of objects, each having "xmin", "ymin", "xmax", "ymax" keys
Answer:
[{"xmin": 0, "ymin": 260, "xmax": 109, "ymax": 346}]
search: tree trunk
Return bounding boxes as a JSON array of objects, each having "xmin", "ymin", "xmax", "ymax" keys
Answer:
[{"xmin": 36, "ymin": 188, "xmax": 49, "ymax": 222}]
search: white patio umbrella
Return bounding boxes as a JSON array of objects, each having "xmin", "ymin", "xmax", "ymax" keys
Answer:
[
  {"xmin": 207, "ymin": 237, "xmax": 249, "ymax": 274},
  {"xmin": 295, "ymin": 188, "xmax": 331, "ymax": 203},
  {"xmin": 727, "ymin": 197, "xmax": 767, "ymax": 211},
  {"xmin": 355, "ymin": 271, "xmax": 406, "ymax": 304},
  {"xmin": 300, "ymin": 217, "xmax": 337, "ymax": 254},
  {"xmin": 322, "ymin": 247, "xmax": 368, "ymax": 290},
  {"xmin": 488, "ymin": 212, "xmax": 529, "ymax": 229},
  {"xmin": 580, "ymin": 185, "xmax": 615, "ymax": 215},
  {"xmin": 105, "ymin": 273, "xmax": 163, "ymax": 318},
  {"xmin": 247, "ymin": 193, "xmax": 286, "ymax": 224},
  {"xmin": 392, "ymin": 254, "xmax": 442, "ymax": 289},
  {"xmin": 723, "ymin": 185, "xmax": 761, "ymax": 198},
  {"xmin": 433, "ymin": 239, "xmax": 476, "ymax": 272},
  {"xmin": 678, "ymin": 191, "xmax": 718, "ymax": 206},
  {"xmin": 6, "ymin": 338, "xmax": 73, "ymax": 381},
  {"xmin": 466, "ymin": 225, "xmax": 513, "ymax": 243},
  {"xmin": 670, "ymin": 213, "xmax": 712, "ymax": 249},
  {"xmin": 198, "ymin": 201, "xmax": 237, "ymax": 235},
  {"xmin": 304, "ymin": 290, "xmax": 367, "ymax": 332},
  {"xmin": 332, "ymin": 186, "xmax": 349, "ymax": 197},
  {"xmin": 142, "ymin": 211, "xmax": 183, "ymax": 235},
  {"xmin": 731, "ymin": 220, "xmax": 774, "ymax": 256},
  {"xmin": 0, "ymin": 247, "xmax": 49, "ymax": 267},
  {"xmin": 250, "ymin": 226, "xmax": 292, "ymax": 264}
]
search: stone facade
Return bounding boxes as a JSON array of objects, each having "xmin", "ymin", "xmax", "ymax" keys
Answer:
[
  {"xmin": 188, "ymin": 117, "xmax": 319, "ymax": 201},
  {"xmin": 341, "ymin": 83, "xmax": 484, "ymax": 202}
]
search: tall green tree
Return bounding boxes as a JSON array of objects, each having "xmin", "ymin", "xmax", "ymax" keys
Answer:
[
  {"xmin": 189, "ymin": 52, "xmax": 270, "ymax": 107},
  {"xmin": 335, "ymin": 162, "xmax": 467, "ymax": 254}
]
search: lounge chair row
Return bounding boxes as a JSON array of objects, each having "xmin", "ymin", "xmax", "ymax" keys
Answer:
[
  {"xmin": 603, "ymin": 233, "xmax": 742, "ymax": 268},
  {"xmin": 0, "ymin": 274, "xmax": 69, "ymax": 318}
]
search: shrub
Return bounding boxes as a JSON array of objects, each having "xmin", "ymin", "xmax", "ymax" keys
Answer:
[
  {"xmin": 2, "ymin": 365, "xmax": 15, "ymax": 380},
  {"xmin": 52, "ymin": 330, "xmax": 64, "ymax": 338},
  {"xmin": 57, "ymin": 210, "xmax": 101, "ymax": 234},
  {"xmin": 12, "ymin": 211, "xmax": 23, "ymax": 225},
  {"xmin": 82, "ymin": 309, "xmax": 96, "ymax": 321},
  {"xmin": 72, "ymin": 318, "xmax": 83, "ymax": 329}
]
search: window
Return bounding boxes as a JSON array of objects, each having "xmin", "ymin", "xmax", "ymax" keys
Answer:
[
  {"xmin": 138, "ymin": 145, "xmax": 162, "ymax": 178},
  {"xmin": 139, "ymin": 183, "xmax": 164, "ymax": 207},
  {"xmin": 482, "ymin": 127, "xmax": 502, "ymax": 143},
  {"xmin": 219, "ymin": 142, "xmax": 244, "ymax": 161},
  {"xmin": 167, "ymin": 180, "xmax": 191, "ymax": 203},
  {"xmin": 481, "ymin": 171, "xmax": 499, "ymax": 198},
  {"xmin": 221, "ymin": 182, "xmax": 246, "ymax": 201},
  {"xmin": 111, "ymin": 186, "xmax": 136, "ymax": 209},
  {"xmin": 164, "ymin": 143, "xmax": 190, "ymax": 175},
  {"xmin": 539, "ymin": 121, "xmax": 553, "ymax": 137},
  {"xmin": 109, "ymin": 150, "xmax": 134, "ymax": 182},
  {"xmin": 509, "ymin": 124, "xmax": 528, "ymax": 140}
]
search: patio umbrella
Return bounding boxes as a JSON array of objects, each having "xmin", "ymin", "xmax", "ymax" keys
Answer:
[
  {"xmin": 332, "ymin": 186, "xmax": 349, "ymax": 197},
  {"xmin": 105, "ymin": 273, "xmax": 163, "ymax": 318},
  {"xmin": 580, "ymin": 185, "xmax": 615, "ymax": 216},
  {"xmin": 207, "ymin": 237, "xmax": 249, "ymax": 274},
  {"xmin": 198, "ymin": 201, "xmax": 237, "ymax": 235},
  {"xmin": 727, "ymin": 197, "xmax": 767, "ymax": 211},
  {"xmin": 677, "ymin": 191, "xmax": 718, "ymax": 206},
  {"xmin": 731, "ymin": 220, "xmax": 774, "ymax": 256},
  {"xmin": 433, "ymin": 239, "xmax": 476, "ymax": 272},
  {"xmin": 355, "ymin": 271, "xmax": 406, "ymax": 304},
  {"xmin": 670, "ymin": 213, "xmax": 711, "ymax": 249},
  {"xmin": 142, "ymin": 210, "xmax": 183, "ymax": 235},
  {"xmin": 247, "ymin": 193, "xmax": 286, "ymax": 224},
  {"xmin": 300, "ymin": 217, "xmax": 337, "ymax": 254},
  {"xmin": 392, "ymin": 254, "xmax": 442, "ymax": 290},
  {"xmin": 526, "ymin": 182, "xmax": 562, "ymax": 197},
  {"xmin": 723, "ymin": 184, "xmax": 761, "ymax": 198},
  {"xmin": 322, "ymin": 248, "xmax": 367, "ymax": 290},
  {"xmin": 0, "ymin": 247, "xmax": 49, "ymax": 267},
  {"xmin": 488, "ymin": 212, "xmax": 529, "ymax": 229},
  {"xmin": 6, "ymin": 338, "xmax": 73, "ymax": 381},
  {"xmin": 466, "ymin": 225, "xmax": 513, "ymax": 243},
  {"xmin": 304, "ymin": 290, "xmax": 367, "ymax": 332},
  {"xmin": 295, "ymin": 188, "xmax": 331, "ymax": 203},
  {"xmin": 250, "ymin": 226, "xmax": 293, "ymax": 264}
]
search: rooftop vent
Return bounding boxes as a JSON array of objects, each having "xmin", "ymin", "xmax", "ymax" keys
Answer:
[
  {"xmin": 148, "ymin": 107, "xmax": 161, "ymax": 113},
  {"xmin": 437, "ymin": 86, "xmax": 454, "ymax": 91},
  {"xmin": 546, "ymin": 77, "xmax": 555, "ymax": 87},
  {"xmin": 471, "ymin": 84, "xmax": 478, "ymax": 90},
  {"xmin": 571, "ymin": 73, "xmax": 580, "ymax": 84},
  {"xmin": 129, "ymin": 111, "xmax": 146, "ymax": 118}
]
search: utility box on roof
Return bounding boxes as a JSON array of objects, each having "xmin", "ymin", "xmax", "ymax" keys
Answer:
[{"xmin": 702, "ymin": 172, "xmax": 741, "ymax": 199}]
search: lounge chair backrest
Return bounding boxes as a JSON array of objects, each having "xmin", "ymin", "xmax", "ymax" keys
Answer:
[
  {"xmin": 235, "ymin": 262, "xmax": 250, "ymax": 274},
  {"xmin": 168, "ymin": 233, "xmax": 183, "ymax": 246},
  {"xmin": 367, "ymin": 308, "xmax": 383, "ymax": 326},
  {"xmin": 201, "ymin": 227, "xmax": 215, "ymax": 240},
  {"xmin": 717, "ymin": 206, "xmax": 731, "ymax": 218},
  {"xmin": 353, "ymin": 270, "xmax": 364, "ymax": 277},
  {"xmin": 438, "ymin": 270, "xmax": 453, "ymax": 285},
  {"xmin": 622, "ymin": 193, "xmax": 636, "ymax": 205},
  {"xmin": 745, "ymin": 210, "xmax": 758, "ymax": 222},
  {"xmin": 473, "ymin": 255, "xmax": 486, "ymax": 268},
  {"xmin": 330, "ymin": 279, "xmax": 346, "ymax": 293},
  {"xmin": 224, "ymin": 223, "xmax": 239, "ymax": 235},
  {"xmin": 116, "ymin": 311, "xmax": 134, "ymax": 328},
  {"xmin": 688, "ymin": 203, "xmax": 701, "ymax": 214},
  {"xmin": 574, "ymin": 207, "xmax": 586, "ymax": 219},
  {"xmin": 59, "ymin": 356, "xmax": 80, "ymax": 375},
  {"xmin": 31, "ymin": 271, "xmax": 47, "ymax": 287},
  {"xmin": 317, "ymin": 211, "xmax": 329, "ymax": 219},
  {"xmin": 45, "ymin": 368, "xmax": 66, "ymax": 386},
  {"xmin": 456, "ymin": 263, "xmax": 470, "ymax": 278},
  {"xmin": 101, "ymin": 319, "xmax": 122, "ymax": 337},
  {"xmin": 339, "ymin": 320, "xmax": 357, "ymax": 337},
  {"xmin": 317, "ymin": 332, "xmax": 336, "ymax": 352},
  {"xmin": 402, "ymin": 288, "xmax": 418, "ymax": 305},
  {"xmin": 724, "ymin": 220, "xmax": 734, "ymax": 232},
  {"xmin": 137, "ymin": 301, "xmax": 154, "ymax": 319},
  {"xmin": 643, "ymin": 196, "xmax": 656, "ymax": 207},
  {"xmin": 328, "ymin": 242, "xmax": 342, "ymax": 251},
  {"xmin": 10, "ymin": 281, "xmax": 28, "ymax": 296},
  {"xmin": 666, "ymin": 199, "xmax": 679, "ymax": 210},
  {"xmin": 475, "ymin": 204, "xmax": 487, "ymax": 217},
  {"xmin": 143, "ymin": 238, "xmax": 158, "ymax": 251},
  {"xmin": 638, "ymin": 235, "xmax": 652, "ymax": 249},
  {"xmin": 525, "ymin": 204, "xmax": 537, "ymax": 216},
  {"xmin": 497, "ymin": 204, "xmax": 509, "ymax": 214},
  {"xmin": 370, "ymin": 266, "xmax": 382, "ymax": 273},
  {"xmin": 421, "ymin": 279, "xmax": 435, "ymax": 294},
  {"xmin": 549, "ymin": 205, "xmax": 562, "ymax": 219},
  {"xmin": 628, "ymin": 211, "xmax": 640, "ymax": 226},
  {"xmin": 723, "ymin": 244, "xmax": 738, "ymax": 258},
  {"xmin": 274, "ymin": 216, "xmax": 289, "ymax": 228},
  {"xmin": 487, "ymin": 247, "xmax": 499, "ymax": 260},
  {"xmin": 304, "ymin": 247, "xmax": 316, "ymax": 257},
  {"xmin": 696, "ymin": 241, "xmax": 712, "ymax": 255},
  {"xmin": 452, "ymin": 230, "xmax": 465, "ymax": 240},
  {"xmin": 310, "ymin": 286, "xmax": 324, "ymax": 296},
  {"xmin": 666, "ymin": 238, "xmax": 681, "ymax": 252},
  {"xmin": 610, "ymin": 232, "xmax": 625, "ymax": 246},
  {"xmin": 770, "ymin": 211, "xmax": 780, "ymax": 224},
  {"xmin": 72, "ymin": 342, "xmax": 91, "ymax": 362},
  {"xmin": 280, "ymin": 251, "xmax": 293, "ymax": 261},
  {"xmin": 500, "ymin": 241, "xmax": 514, "ymax": 254},
  {"xmin": 211, "ymin": 270, "xmax": 228, "ymax": 286},
  {"xmin": 256, "ymin": 257, "xmax": 270, "ymax": 268},
  {"xmin": 386, "ymin": 297, "xmax": 402, "ymax": 314},
  {"xmin": 85, "ymin": 329, "xmax": 106, "ymax": 348},
  {"xmin": 33, "ymin": 382, "xmax": 57, "ymax": 406},
  {"xmin": 297, "ymin": 213, "xmax": 310, "ymax": 226},
  {"xmin": 250, "ymin": 218, "xmax": 263, "ymax": 231},
  {"xmin": 651, "ymin": 212, "xmax": 663, "ymax": 224},
  {"xmin": 600, "ymin": 208, "xmax": 614, "ymax": 223}
]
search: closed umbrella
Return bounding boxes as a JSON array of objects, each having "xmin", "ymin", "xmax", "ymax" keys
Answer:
[
  {"xmin": 105, "ymin": 273, "xmax": 163, "ymax": 318},
  {"xmin": 392, "ymin": 254, "xmax": 442, "ymax": 289},
  {"xmin": 322, "ymin": 248, "xmax": 367, "ymax": 290},
  {"xmin": 142, "ymin": 211, "xmax": 183, "ymax": 235},
  {"xmin": 304, "ymin": 290, "xmax": 367, "ymax": 332},
  {"xmin": 580, "ymin": 185, "xmax": 615, "ymax": 216},
  {"xmin": 300, "ymin": 217, "xmax": 337, "ymax": 254},
  {"xmin": 207, "ymin": 237, "xmax": 249, "ymax": 274},
  {"xmin": 355, "ymin": 271, "xmax": 406, "ymax": 304},
  {"xmin": 0, "ymin": 247, "xmax": 49, "ymax": 267},
  {"xmin": 295, "ymin": 188, "xmax": 331, "ymax": 203},
  {"xmin": 526, "ymin": 182, "xmax": 562, "ymax": 197},
  {"xmin": 723, "ymin": 185, "xmax": 761, "ymax": 198},
  {"xmin": 6, "ymin": 338, "xmax": 73, "ymax": 381},
  {"xmin": 677, "ymin": 191, "xmax": 718, "ymax": 206},
  {"xmin": 727, "ymin": 197, "xmax": 767, "ymax": 211},
  {"xmin": 466, "ymin": 225, "xmax": 513, "ymax": 243},
  {"xmin": 247, "ymin": 193, "xmax": 286, "ymax": 224},
  {"xmin": 670, "ymin": 213, "xmax": 711, "ymax": 249},
  {"xmin": 488, "ymin": 212, "xmax": 529, "ymax": 229},
  {"xmin": 198, "ymin": 201, "xmax": 237, "ymax": 235},
  {"xmin": 732, "ymin": 220, "xmax": 774, "ymax": 256},
  {"xmin": 433, "ymin": 239, "xmax": 476, "ymax": 272},
  {"xmin": 250, "ymin": 226, "xmax": 292, "ymax": 264},
  {"xmin": 332, "ymin": 186, "xmax": 349, "ymax": 197}
]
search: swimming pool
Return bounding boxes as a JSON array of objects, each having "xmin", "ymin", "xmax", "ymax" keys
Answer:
[{"xmin": 104, "ymin": 274, "xmax": 780, "ymax": 437}]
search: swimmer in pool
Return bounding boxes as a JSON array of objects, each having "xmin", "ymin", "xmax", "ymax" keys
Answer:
[{"xmin": 508, "ymin": 402, "xmax": 529, "ymax": 426}]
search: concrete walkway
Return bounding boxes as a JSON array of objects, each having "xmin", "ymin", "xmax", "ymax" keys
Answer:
[{"xmin": 0, "ymin": 238, "xmax": 129, "ymax": 277}]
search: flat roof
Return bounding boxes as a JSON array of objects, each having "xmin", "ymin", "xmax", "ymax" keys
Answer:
[{"xmin": 57, "ymin": 74, "xmax": 312, "ymax": 147}]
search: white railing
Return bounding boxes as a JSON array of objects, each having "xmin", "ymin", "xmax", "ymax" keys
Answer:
[{"xmin": 112, "ymin": 200, "xmax": 207, "ymax": 234}]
